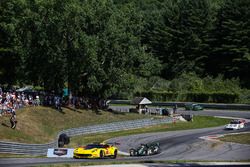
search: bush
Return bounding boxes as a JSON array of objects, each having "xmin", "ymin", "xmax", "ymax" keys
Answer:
[
  {"xmin": 133, "ymin": 73, "xmax": 247, "ymax": 103},
  {"xmin": 135, "ymin": 91, "xmax": 178, "ymax": 102},
  {"xmin": 135, "ymin": 91, "xmax": 239, "ymax": 103},
  {"xmin": 210, "ymin": 92, "xmax": 239, "ymax": 103},
  {"xmin": 185, "ymin": 92, "xmax": 210, "ymax": 102},
  {"xmin": 239, "ymin": 89, "xmax": 250, "ymax": 104}
]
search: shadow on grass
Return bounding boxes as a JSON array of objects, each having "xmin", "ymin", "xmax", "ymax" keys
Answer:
[
  {"xmin": 1, "ymin": 123, "xmax": 10, "ymax": 127},
  {"xmin": 61, "ymin": 106, "xmax": 126, "ymax": 115},
  {"xmin": 63, "ymin": 106, "xmax": 82, "ymax": 113},
  {"xmin": 106, "ymin": 109, "xmax": 125, "ymax": 115},
  {"xmin": 93, "ymin": 109, "xmax": 102, "ymax": 115},
  {"xmin": 47, "ymin": 106, "xmax": 66, "ymax": 114},
  {"xmin": 58, "ymin": 109, "xmax": 66, "ymax": 114}
]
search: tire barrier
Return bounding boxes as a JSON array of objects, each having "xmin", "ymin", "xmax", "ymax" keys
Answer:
[
  {"xmin": 181, "ymin": 114, "xmax": 193, "ymax": 122},
  {"xmin": 0, "ymin": 118, "xmax": 172, "ymax": 155},
  {"xmin": 58, "ymin": 133, "xmax": 70, "ymax": 148}
]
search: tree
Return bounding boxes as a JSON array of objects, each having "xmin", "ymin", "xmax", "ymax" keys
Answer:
[
  {"xmin": 78, "ymin": 1, "xmax": 161, "ymax": 99},
  {"xmin": 0, "ymin": 0, "xmax": 22, "ymax": 86},
  {"xmin": 207, "ymin": 0, "xmax": 250, "ymax": 88},
  {"xmin": 12, "ymin": 0, "xmax": 161, "ymax": 100},
  {"xmin": 147, "ymin": 0, "xmax": 213, "ymax": 79}
]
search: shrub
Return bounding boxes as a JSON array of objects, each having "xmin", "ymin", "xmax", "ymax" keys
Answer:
[{"xmin": 134, "ymin": 91, "xmax": 239, "ymax": 103}]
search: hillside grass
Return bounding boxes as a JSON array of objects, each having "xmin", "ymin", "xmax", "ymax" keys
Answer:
[
  {"xmin": 68, "ymin": 115, "xmax": 229, "ymax": 147},
  {"xmin": 0, "ymin": 106, "xmax": 149, "ymax": 144},
  {"xmin": 220, "ymin": 133, "xmax": 250, "ymax": 145}
]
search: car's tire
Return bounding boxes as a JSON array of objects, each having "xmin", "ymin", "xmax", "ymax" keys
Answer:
[
  {"xmin": 147, "ymin": 149, "xmax": 153, "ymax": 155},
  {"xmin": 143, "ymin": 150, "xmax": 148, "ymax": 156},
  {"xmin": 129, "ymin": 149, "xmax": 136, "ymax": 156},
  {"xmin": 111, "ymin": 150, "xmax": 117, "ymax": 159},
  {"xmin": 99, "ymin": 150, "xmax": 104, "ymax": 159},
  {"xmin": 154, "ymin": 146, "xmax": 161, "ymax": 154}
]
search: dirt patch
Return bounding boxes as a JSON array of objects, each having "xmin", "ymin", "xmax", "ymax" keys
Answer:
[{"xmin": 209, "ymin": 141, "xmax": 223, "ymax": 149}]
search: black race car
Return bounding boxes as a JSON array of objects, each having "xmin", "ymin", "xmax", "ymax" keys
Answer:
[{"xmin": 129, "ymin": 142, "xmax": 160, "ymax": 156}]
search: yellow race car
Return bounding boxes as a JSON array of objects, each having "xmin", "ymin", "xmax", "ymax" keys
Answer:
[{"xmin": 73, "ymin": 143, "xmax": 118, "ymax": 159}]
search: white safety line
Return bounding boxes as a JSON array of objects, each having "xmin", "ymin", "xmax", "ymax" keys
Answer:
[{"xmin": 118, "ymin": 150, "xmax": 130, "ymax": 156}]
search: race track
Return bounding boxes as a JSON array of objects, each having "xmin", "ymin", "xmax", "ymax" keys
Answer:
[
  {"xmin": 177, "ymin": 109, "xmax": 250, "ymax": 119},
  {"xmin": 107, "ymin": 109, "xmax": 250, "ymax": 161},
  {"xmin": 108, "ymin": 124, "xmax": 250, "ymax": 161},
  {"xmin": 1, "ymin": 109, "xmax": 250, "ymax": 167}
]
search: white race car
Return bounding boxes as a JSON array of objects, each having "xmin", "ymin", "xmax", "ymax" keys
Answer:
[{"xmin": 224, "ymin": 119, "xmax": 246, "ymax": 130}]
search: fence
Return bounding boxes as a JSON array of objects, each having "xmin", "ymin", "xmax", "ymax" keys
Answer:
[
  {"xmin": 109, "ymin": 100, "xmax": 250, "ymax": 110},
  {"xmin": 0, "ymin": 118, "xmax": 172, "ymax": 155}
]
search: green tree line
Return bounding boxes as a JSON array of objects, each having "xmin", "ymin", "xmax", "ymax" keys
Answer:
[{"xmin": 0, "ymin": 0, "xmax": 249, "ymax": 101}]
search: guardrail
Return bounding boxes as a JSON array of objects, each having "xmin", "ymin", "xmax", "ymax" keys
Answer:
[
  {"xmin": 109, "ymin": 100, "xmax": 250, "ymax": 110},
  {"xmin": 0, "ymin": 141, "xmax": 57, "ymax": 155},
  {"xmin": 0, "ymin": 118, "xmax": 172, "ymax": 155}
]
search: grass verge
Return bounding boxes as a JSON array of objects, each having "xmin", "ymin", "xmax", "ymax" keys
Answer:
[{"xmin": 220, "ymin": 133, "xmax": 250, "ymax": 145}]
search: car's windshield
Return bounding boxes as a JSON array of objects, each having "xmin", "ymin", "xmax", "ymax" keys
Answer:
[
  {"xmin": 85, "ymin": 144, "xmax": 104, "ymax": 149},
  {"xmin": 230, "ymin": 121, "xmax": 239, "ymax": 124}
]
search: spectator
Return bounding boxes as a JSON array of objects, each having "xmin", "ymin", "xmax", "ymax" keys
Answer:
[
  {"xmin": 35, "ymin": 95, "xmax": 40, "ymax": 106},
  {"xmin": 54, "ymin": 95, "xmax": 62, "ymax": 111},
  {"xmin": 10, "ymin": 109, "xmax": 17, "ymax": 129},
  {"xmin": 173, "ymin": 104, "xmax": 178, "ymax": 114}
]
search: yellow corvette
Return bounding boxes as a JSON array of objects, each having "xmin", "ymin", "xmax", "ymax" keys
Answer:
[{"xmin": 73, "ymin": 143, "xmax": 118, "ymax": 159}]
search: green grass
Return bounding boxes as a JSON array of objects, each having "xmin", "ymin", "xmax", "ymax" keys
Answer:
[
  {"xmin": 68, "ymin": 116, "xmax": 229, "ymax": 147},
  {"xmin": 220, "ymin": 133, "xmax": 250, "ymax": 145},
  {"xmin": 0, "ymin": 106, "xmax": 149, "ymax": 144}
]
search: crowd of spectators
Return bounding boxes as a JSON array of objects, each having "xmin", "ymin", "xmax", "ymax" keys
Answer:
[
  {"xmin": 0, "ymin": 85, "xmax": 110, "ymax": 128},
  {"xmin": 0, "ymin": 86, "xmax": 40, "ymax": 129},
  {"xmin": 0, "ymin": 87, "xmax": 40, "ymax": 114},
  {"xmin": 0, "ymin": 86, "xmax": 110, "ymax": 112},
  {"xmin": 43, "ymin": 94, "xmax": 63, "ymax": 111}
]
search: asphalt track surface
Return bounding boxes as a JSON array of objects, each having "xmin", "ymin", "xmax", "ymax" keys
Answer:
[
  {"xmin": 1, "ymin": 109, "xmax": 250, "ymax": 167},
  {"xmin": 176, "ymin": 109, "xmax": 250, "ymax": 119}
]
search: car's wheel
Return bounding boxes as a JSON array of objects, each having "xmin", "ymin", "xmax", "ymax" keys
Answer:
[
  {"xmin": 147, "ymin": 149, "xmax": 153, "ymax": 155},
  {"xmin": 111, "ymin": 150, "xmax": 117, "ymax": 159},
  {"xmin": 143, "ymin": 150, "xmax": 148, "ymax": 156},
  {"xmin": 129, "ymin": 149, "xmax": 136, "ymax": 156},
  {"xmin": 154, "ymin": 146, "xmax": 161, "ymax": 154},
  {"xmin": 99, "ymin": 150, "xmax": 104, "ymax": 158}
]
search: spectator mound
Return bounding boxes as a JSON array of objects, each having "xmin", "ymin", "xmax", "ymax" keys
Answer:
[{"xmin": 0, "ymin": 106, "xmax": 147, "ymax": 144}]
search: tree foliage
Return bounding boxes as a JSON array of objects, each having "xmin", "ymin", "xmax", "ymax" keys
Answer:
[
  {"xmin": 0, "ymin": 0, "xmax": 249, "ymax": 100},
  {"xmin": 206, "ymin": 0, "xmax": 250, "ymax": 87},
  {"xmin": 0, "ymin": 0, "xmax": 160, "ymax": 98}
]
